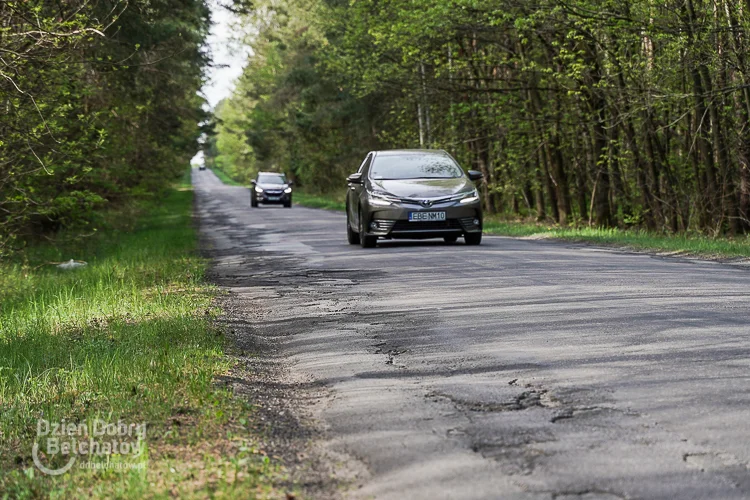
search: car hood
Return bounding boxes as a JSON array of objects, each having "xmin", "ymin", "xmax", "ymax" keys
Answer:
[
  {"xmin": 257, "ymin": 183, "xmax": 288, "ymax": 190},
  {"xmin": 370, "ymin": 177, "xmax": 473, "ymax": 199}
]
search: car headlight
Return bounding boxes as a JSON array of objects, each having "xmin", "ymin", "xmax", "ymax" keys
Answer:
[
  {"xmin": 284, "ymin": 187, "xmax": 292, "ymax": 194},
  {"xmin": 369, "ymin": 191, "xmax": 398, "ymax": 206},
  {"xmin": 255, "ymin": 186, "xmax": 263, "ymax": 193},
  {"xmin": 459, "ymin": 189, "xmax": 479, "ymax": 204}
]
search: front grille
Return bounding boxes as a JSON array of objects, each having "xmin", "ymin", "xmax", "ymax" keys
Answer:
[
  {"xmin": 391, "ymin": 219, "xmax": 462, "ymax": 232},
  {"xmin": 264, "ymin": 190, "xmax": 283, "ymax": 195},
  {"xmin": 396, "ymin": 195, "xmax": 456, "ymax": 206}
]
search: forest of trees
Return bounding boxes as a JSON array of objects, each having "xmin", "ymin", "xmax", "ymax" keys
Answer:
[
  {"xmin": 0, "ymin": 0, "xmax": 210, "ymax": 255},
  {"xmin": 208, "ymin": 0, "xmax": 750, "ymax": 234}
]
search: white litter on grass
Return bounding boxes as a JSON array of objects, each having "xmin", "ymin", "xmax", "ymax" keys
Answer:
[{"xmin": 57, "ymin": 259, "xmax": 87, "ymax": 269}]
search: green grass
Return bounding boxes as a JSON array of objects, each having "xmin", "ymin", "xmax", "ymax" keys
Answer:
[
  {"xmin": 207, "ymin": 167, "xmax": 243, "ymax": 187},
  {"xmin": 483, "ymin": 217, "xmax": 750, "ymax": 259},
  {"xmin": 293, "ymin": 192, "xmax": 346, "ymax": 211},
  {"xmin": 0, "ymin": 173, "xmax": 286, "ymax": 498}
]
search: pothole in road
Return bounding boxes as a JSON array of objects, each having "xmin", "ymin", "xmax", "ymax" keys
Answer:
[
  {"xmin": 466, "ymin": 425, "xmax": 557, "ymax": 475},
  {"xmin": 428, "ymin": 388, "xmax": 561, "ymax": 413},
  {"xmin": 550, "ymin": 406, "xmax": 609, "ymax": 424},
  {"xmin": 474, "ymin": 443, "xmax": 546, "ymax": 475},
  {"xmin": 552, "ymin": 491, "xmax": 625, "ymax": 500}
]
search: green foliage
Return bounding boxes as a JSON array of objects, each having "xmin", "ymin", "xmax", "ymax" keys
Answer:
[
  {"xmin": 0, "ymin": 0, "xmax": 210, "ymax": 255},
  {"xmin": 214, "ymin": 0, "xmax": 750, "ymax": 235},
  {"xmin": 205, "ymin": 0, "xmax": 382, "ymax": 192}
]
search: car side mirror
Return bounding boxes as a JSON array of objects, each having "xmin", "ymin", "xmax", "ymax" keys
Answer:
[
  {"xmin": 287, "ymin": 180, "xmax": 294, "ymax": 186},
  {"xmin": 347, "ymin": 173, "xmax": 363, "ymax": 184},
  {"xmin": 250, "ymin": 180, "xmax": 257, "ymax": 186},
  {"xmin": 468, "ymin": 170, "xmax": 483, "ymax": 181}
]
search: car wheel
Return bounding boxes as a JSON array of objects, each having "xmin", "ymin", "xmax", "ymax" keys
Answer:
[
  {"xmin": 444, "ymin": 235, "xmax": 458, "ymax": 243},
  {"xmin": 284, "ymin": 200, "xmax": 292, "ymax": 208},
  {"xmin": 251, "ymin": 197, "xmax": 258, "ymax": 208},
  {"xmin": 464, "ymin": 232, "xmax": 482, "ymax": 245},
  {"xmin": 358, "ymin": 208, "xmax": 377, "ymax": 248},
  {"xmin": 347, "ymin": 210, "xmax": 360, "ymax": 245}
]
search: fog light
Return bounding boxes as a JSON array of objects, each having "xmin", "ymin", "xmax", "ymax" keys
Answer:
[
  {"xmin": 473, "ymin": 219, "xmax": 480, "ymax": 226},
  {"xmin": 370, "ymin": 222, "xmax": 378, "ymax": 230}
]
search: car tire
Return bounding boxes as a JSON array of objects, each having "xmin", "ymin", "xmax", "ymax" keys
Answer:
[
  {"xmin": 284, "ymin": 200, "xmax": 292, "ymax": 208},
  {"xmin": 358, "ymin": 208, "xmax": 377, "ymax": 248},
  {"xmin": 464, "ymin": 232, "xmax": 482, "ymax": 245},
  {"xmin": 347, "ymin": 210, "xmax": 360, "ymax": 245},
  {"xmin": 251, "ymin": 197, "xmax": 258, "ymax": 208},
  {"xmin": 444, "ymin": 235, "xmax": 459, "ymax": 243}
]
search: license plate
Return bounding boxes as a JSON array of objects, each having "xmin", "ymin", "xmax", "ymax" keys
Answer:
[
  {"xmin": 408, "ymin": 211, "xmax": 446, "ymax": 222},
  {"xmin": 267, "ymin": 196, "xmax": 280, "ymax": 201}
]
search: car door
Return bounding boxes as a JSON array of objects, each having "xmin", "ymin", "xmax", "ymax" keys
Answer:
[{"xmin": 348, "ymin": 153, "xmax": 373, "ymax": 229}]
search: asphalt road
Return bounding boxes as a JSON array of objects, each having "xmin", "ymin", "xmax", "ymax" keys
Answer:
[{"xmin": 193, "ymin": 168, "xmax": 750, "ymax": 500}]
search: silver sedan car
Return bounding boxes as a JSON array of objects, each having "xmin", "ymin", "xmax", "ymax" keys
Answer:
[{"xmin": 346, "ymin": 150, "xmax": 484, "ymax": 248}]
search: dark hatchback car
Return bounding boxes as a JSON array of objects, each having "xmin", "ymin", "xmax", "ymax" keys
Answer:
[
  {"xmin": 251, "ymin": 172, "xmax": 293, "ymax": 208},
  {"xmin": 346, "ymin": 150, "xmax": 483, "ymax": 248}
]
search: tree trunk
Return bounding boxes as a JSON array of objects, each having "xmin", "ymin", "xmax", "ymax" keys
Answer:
[
  {"xmin": 542, "ymin": 143, "xmax": 560, "ymax": 223},
  {"xmin": 549, "ymin": 127, "xmax": 571, "ymax": 226},
  {"xmin": 534, "ymin": 156, "xmax": 546, "ymax": 221}
]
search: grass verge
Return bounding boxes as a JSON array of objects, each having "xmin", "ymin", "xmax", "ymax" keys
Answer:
[
  {"xmin": 208, "ymin": 167, "xmax": 243, "ymax": 187},
  {"xmin": 0, "ymin": 173, "xmax": 288, "ymax": 498},
  {"xmin": 483, "ymin": 217, "xmax": 750, "ymax": 259},
  {"xmin": 292, "ymin": 192, "xmax": 346, "ymax": 212}
]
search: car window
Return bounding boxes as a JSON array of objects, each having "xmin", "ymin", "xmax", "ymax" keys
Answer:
[
  {"xmin": 370, "ymin": 154, "xmax": 463, "ymax": 180},
  {"xmin": 257, "ymin": 173, "xmax": 287, "ymax": 184}
]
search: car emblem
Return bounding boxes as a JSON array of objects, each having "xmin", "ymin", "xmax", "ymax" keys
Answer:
[{"xmin": 420, "ymin": 200, "xmax": 433, "ymax": 207}]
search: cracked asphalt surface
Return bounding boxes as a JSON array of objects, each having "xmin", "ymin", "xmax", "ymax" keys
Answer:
[{"xmin": 193, "ymin": 168, "xmax": 750, "ymax": 500}]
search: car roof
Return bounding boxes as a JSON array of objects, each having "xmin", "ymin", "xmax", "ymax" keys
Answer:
[{"xmin": 373, "ymin": 149, "xmax": 448, "ymax": 156}]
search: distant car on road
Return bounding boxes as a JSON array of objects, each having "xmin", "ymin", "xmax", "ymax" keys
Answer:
[
  {"xmin": 198, "ymin": 165, "xmax": 206, "ymax": 171},
  {"xmin": 251, "ymin": 172, "xmax": 293, "ymax": 208},
  {"xmin": 346, "ymin": 149, "xmax": 483, "ymax": 248}
]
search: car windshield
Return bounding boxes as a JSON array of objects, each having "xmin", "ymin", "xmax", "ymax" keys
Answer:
[
  {"xmin": 370, "ymin": 154, "xmax": 464, "ymax": 180},
  {"xmin": 258, "ymin": 173, "xmax": 287, "ymax": 184}
]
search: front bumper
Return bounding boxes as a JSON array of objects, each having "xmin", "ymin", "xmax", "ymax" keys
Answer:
[
  {"xmin": 365, "ymin": 201, "xmax": 482, "ymax": 239},
  {"xmin": 257, "ymin": 191, "xmax": 291, "ymax": 204}
]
